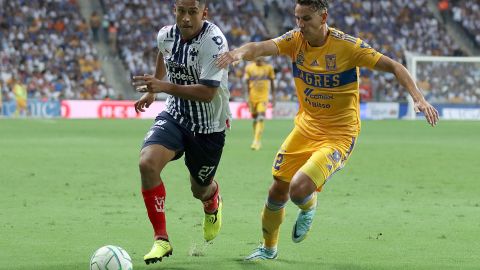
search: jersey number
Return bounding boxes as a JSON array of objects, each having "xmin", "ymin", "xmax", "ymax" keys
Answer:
[
  {"xmin": 198, "ymin": 166, "xmax": 216, "ymax": 182},
  {"xmin": 273, "ymin": 153, "xmax": 284, "ymax": 170}
]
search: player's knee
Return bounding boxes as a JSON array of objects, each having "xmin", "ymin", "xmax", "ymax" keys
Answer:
[
  {"xmin": 138, "ymin": 154, "xmax": 159, "ymax": 178},
  {"xmin": 289, "ymin": 175, "xmax": 316, "ymax": 202},
  {"xmin": 268, "ymin": 177, "xmax": 290, "ymax": 202}
]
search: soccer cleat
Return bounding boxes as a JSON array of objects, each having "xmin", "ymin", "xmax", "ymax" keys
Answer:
[
  {"xmin": 144, "ymin": 239, "xmax": 173, "ymax": 265},
  {"xmin": 203, "ymin": 196, "xmax": 223, "ymax": 241},
  {"xmin": 250, "ymin": 141, "xmax": 261, "ymax": 151},
  {"xmin": 244, "ymin": 245, "xmax": 278, "ymax": 261},
  {"xmin": 292, "ymin": 207, "xmax": 316, "ymax": 243}
]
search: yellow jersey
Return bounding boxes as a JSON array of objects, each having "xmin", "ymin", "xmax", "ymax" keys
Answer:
[
  {"xmin": 244, "ymin": 62, "xmax": 275, "ymax": 103},
  {"xmin": 272, "ymin": 28, "xmax": 382, "ymax": 138},
  {"xmin": 13, "ymin": 83, "xmax": 27, "ymax": 101}
]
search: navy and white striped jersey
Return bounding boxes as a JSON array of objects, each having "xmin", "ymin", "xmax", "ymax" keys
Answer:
[{"xmin": 157, "ymin": 21, "xmax": 231, "ymax": 134}]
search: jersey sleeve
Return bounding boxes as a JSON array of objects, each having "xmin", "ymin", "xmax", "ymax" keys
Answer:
[
  {"xmin": 351, "ymin": 38, "xmax": 383, "ymax": 69},
  {"xmin": 156, "ymin": 26, "xmax": 170, "ymax": 53},
  {"xmin": 199, "ymin": 33, "xmax": 229, "ymax": 88},
  {"xmin": 271, "ymin": 30, "xmax": 299, "ymax": 59}
]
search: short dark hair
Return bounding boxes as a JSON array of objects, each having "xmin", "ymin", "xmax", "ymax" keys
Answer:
[{"xmin": 296, "ymin": 0, "xmax": 329, "ymax": 12}]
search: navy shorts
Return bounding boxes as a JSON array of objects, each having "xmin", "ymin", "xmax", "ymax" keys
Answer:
[{"xmin": 142, "ymin": 111, "xmax": 225, "ymax": 186}]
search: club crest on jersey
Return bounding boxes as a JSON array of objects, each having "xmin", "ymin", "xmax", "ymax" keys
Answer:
[
  {"xmin": 325, "ymin": 54, "xmax": 337, "ymax": 71},
  {"xmin": 190, "ymin": 48, "xmax": 199, "ymax": 61}
]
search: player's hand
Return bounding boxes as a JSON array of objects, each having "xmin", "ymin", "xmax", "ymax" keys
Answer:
[
  {"xmin": 414, "ymin": 99, "xmax": 439, "ymax": 127},
  {"xmin": 132, "ymin": 74, "xmax": 167, "ymax": 93},
  {"xmin": 134, "ymin": 92, "xmax": 155, "ymax": 113},
  {"xmin": 216, "ymin": 50, "xmax": 242, "ymax": 69}
]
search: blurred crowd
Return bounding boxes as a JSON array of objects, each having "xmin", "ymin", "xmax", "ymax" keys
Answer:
[
  {"xmin": 417, "ymin": 61, "xmax": 480, "ymax": 104},
  {"xmin": 272, "ymin": 0, "xmax": 473, "ymax": 103},
  {"xmin": 1, "ymin": 0, "xmax": 478, "ymax": 108},
  {"xmin": 450, "ymin": 0, "xmax": 480, "ymax": 46},
  {"xmin": 0, "ymin": 0, "xmax": 115, "ymax": 106},
  {"xmin": 98, "ymin": 0, "xmax": 271, "ymax": 100}
]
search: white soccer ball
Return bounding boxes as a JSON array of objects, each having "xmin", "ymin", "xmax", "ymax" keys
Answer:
[{"xmin": 89, "ymin": 245, "xmax": 133, "ymax": 270}]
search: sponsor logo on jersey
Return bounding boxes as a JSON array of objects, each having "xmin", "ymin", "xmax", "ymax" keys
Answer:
[
  {"xmin": 212, "ymin": 36, "xmax": 223, "ymax": 45},
  {"xmin": 169, "ymin": 71, "xmax": 195, "ymax": 82},
  {"xmin": 293, "ymin": 63, "xmax": 357, "ymax": 88},
  {"xmin": 167, "ymin": 60, "xmax": 187, "ymax": 69}
]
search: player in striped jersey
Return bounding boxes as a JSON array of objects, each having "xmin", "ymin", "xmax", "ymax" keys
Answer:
[
  {"xmin": 131, "ymin": 0, "xmax": 231, "ymax": 265},
  {"xmin": 217, "ymin": 0, "xmax": 439, "ymax": 261}
]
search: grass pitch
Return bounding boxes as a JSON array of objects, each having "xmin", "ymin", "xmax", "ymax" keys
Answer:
[{"xmin": 0, "ymin": 119, "xmax": 479, "ymax": 270}]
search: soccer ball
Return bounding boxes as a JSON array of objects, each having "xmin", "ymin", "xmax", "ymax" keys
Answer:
[{"xmin": 89, "ymin": 245, "xmax": 133, "ymax": 270}]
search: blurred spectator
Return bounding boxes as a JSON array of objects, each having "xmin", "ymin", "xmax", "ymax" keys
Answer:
[
  {"xmin": 90, "ymin": 11, "xmax": 101, "ymax": 42},
  {"xmin": 108, "ymin": 21, "xmax": 118, "ymax": 53},
  {"xmin": 438, "ymin": 0, "xmax": 450, "ymax": 21}
]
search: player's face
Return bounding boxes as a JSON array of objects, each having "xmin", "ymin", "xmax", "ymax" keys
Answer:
[
  {"xmin": 255, "ymin": 58, "xmax": 265, "ymax": 66},
  {"xmin": 174, "ymin": 0, "xmax": 207, "ymax": 40},
  {"xmin": 295, "ymin": 4, "xmax": 327, "ymax": 42}
]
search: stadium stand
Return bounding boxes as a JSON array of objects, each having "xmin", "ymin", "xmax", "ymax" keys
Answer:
[
  {"xmin": 0, "ymin": 0, "xmax": 116, "ymax": 101},
  {"xmin": 1, "ymin": 0, "xmax": 477, "ymax": 105},
  {"xmin": 98, "ymin": 0, "xmax": 271, "ymax": 101},
  {"xmin": 271, "ymin": 0, "xmax": 469, "ymax": 102},
  {"xmin": 450, "ymin": 0, "xmax": 480, "ymax": 46}
]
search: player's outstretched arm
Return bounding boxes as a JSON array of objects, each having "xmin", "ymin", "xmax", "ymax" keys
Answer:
[
  {"xmin": 374, "ymin": 55, "xmax": 439, "ymax": 127},
  {"xmin": 216, "ymin": 40, "xmax": 278, "ymax": 69}
]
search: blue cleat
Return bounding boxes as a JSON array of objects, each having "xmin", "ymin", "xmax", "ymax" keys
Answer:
[
  {"xmin": 244, "ymin": 245, "xmax": 278, "ymax": 261},
  {"xmin": 292, "ymin": 207, "xmax": 316, "ymax": 243}
]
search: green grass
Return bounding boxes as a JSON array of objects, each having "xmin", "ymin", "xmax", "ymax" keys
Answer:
[{"xmin": 1, "ymin": 119, "xmax": 479, "ymax": 270}]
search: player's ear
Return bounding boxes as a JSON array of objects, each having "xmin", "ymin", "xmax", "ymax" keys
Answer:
[
  {"xmin": 321, "ymin": 11, "xmax": 328, "ymax": 24},
  {"xmin": 202, "ymin": 7, "xmax": 208, "ymax": 20}
]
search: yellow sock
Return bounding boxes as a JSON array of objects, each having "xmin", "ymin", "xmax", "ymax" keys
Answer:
[
  {"xmin": 298, "ymin": 193, "xmax": 317, "ymax": 211},
  {"xmin": 252, "ymin": 121, "xmax": 257, "ymax": 138},
  {"xmin": 254, "ymin": 121, "xmax": 264, "ymax": 143},
  {"xmin": 262, "ymin": 205, "xmax": 285, "ymax": 248}
]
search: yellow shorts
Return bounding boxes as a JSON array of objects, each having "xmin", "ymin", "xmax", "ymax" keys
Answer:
[
  {"xmin": 272, "ymin": 127, "xmax": 356, "ymax": 191},
  {"xmin": 248, "ymin": 100, "xmax": 267, "ymax": 116},
  {"xmin": 17, "ymin": 99, "xmax": 27, "ymax": 109}
]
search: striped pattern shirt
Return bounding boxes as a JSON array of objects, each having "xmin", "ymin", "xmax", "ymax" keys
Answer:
[{"xmin": 157, "ymin": 21, "xmax": 231, "ymax": 134}]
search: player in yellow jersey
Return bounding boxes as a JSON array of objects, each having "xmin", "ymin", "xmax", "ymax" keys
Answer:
[
  {"xmin": 12, "ymin": 77, "xmax": 28, "ymax": 117},
  {"xmin": 217, "ymin": 0, "xmax": 439, "ymax": 260},
  {"xmin": 244, "ymin": 58, "xmax": 276, "ymax": 150}
]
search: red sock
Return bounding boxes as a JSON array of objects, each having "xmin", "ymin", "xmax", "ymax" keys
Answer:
[
  {"xmin": 142, "ymin": 183, "xmax": 168, "ymax": 240},
  {"xmin": 202, "ymin": 181, "xmax": 220, "ymax": 214}
]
